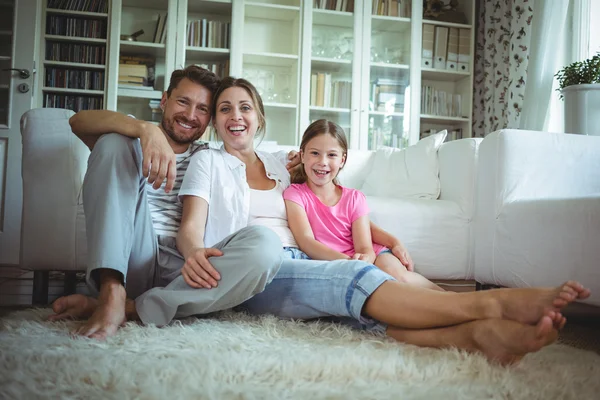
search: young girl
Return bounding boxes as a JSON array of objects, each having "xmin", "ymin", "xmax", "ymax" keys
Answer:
[{"xmin": 284, "ymin": 119, "xmax": 444, "ymax": 291}]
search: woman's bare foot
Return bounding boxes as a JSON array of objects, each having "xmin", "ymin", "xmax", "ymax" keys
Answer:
[
  {"xmin": 48, "ymin": 294, "xmax": 98, "ymax": 322},
  {"xmin": 492, "ymin": 281, "xmax": 589, "ymax": 325},
  {"xmin": 472, "ymin": 315, "xmax": 558, "ymax": 365},
  {"xmin": 75, "ymin": 281, "xmax": 127, "ymax": 340}
]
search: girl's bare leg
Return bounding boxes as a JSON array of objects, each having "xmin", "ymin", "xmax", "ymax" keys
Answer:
[{"xmin": 375, "ymin": 252, "xmax": 445, "ymax": 292}]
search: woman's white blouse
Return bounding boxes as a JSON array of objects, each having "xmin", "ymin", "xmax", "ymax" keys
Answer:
[{"xmin": 179, "ymin": 146, "xmax": 291, "ymax": 247}]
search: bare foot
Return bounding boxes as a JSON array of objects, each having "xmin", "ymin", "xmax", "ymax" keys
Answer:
[
  {"xmin": 75, "ymin": 282, "xmax": 127, "ymax": 340},
  {"xmin": 472, "ymin": 316, "xmax": 558, "ymax": 365},
  {"xmin": 493, "ymin": 281, "xmax": 589, "ymax": 325},
  {"xmin": 48, "ymin": 294, "xmax": 98, "ymax": 322}
]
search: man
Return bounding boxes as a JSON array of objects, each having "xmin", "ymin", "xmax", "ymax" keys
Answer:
[{"xmin": 50, "ymin": 66, "xmax": 288, "ymax": 338}]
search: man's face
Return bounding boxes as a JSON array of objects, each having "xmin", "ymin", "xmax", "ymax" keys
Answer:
[{"xmin": 160, "ymin": 78, "xmax": 212, "ymax": 145}]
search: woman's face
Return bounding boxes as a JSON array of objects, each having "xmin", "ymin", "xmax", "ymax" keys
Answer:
[{"xmin": 213, "ymin": 86, "xmax": 260, "ymax": 152}]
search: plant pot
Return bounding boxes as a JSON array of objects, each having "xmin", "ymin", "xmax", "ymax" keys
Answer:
[{"xmin": 562, "ymin": 84, "xmax": 600, "ymax": 136}]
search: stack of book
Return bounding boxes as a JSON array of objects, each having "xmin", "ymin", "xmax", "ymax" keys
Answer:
[
  {"xmin": 372, "ymin": 0, "xmax": 411, "ymax": 17},
  {"xmin": 118, "ymin": 55, "xmax": 154, "ymax": 90},
  {"xmin": 371, "ymin": 78, "xmax": 407, "ymax": 113},
  {"xmin": 187, "ymin": 19, "xmax": 231, "ymax": 49},
  {"xmin": 313, "ymin": 0, "xmax": 355, "ymax": 12},
  {"xmin": 421, "ymin": 85, "xmax": 462, "ymax": 117},
  {"xmin": 310, "ymin": 72, "xmax": 352, "ymax": 109},
  {"xmin": 149, "ymin": 99, "xmax": 162, "ymax": 122},
  {"xmin": 153, "ymin": 14, "xmax": 168, "ymax": 44}
]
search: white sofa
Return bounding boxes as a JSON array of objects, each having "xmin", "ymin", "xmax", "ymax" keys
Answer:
[{"xmin": 20, "ymin": 108, "xmax": 600, "ymax": 306}]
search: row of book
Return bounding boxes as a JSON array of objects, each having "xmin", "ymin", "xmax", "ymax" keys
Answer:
[
  {"xmin": 421, "ymin": 86, "xmax": 462, "ymax": 117},
  {"xmin": 187, "ymin": 19, "xmax": 231, "ymax": 49},
  {"xmin": 371, "ymin": 78, "xmax": 407, "ymax": 113},
  {"xmin": 44, "ymin": 93, "xmax": 103, "ymax": 112},
  {"xmin": 310, "ymin": 73, "xmax": 352, "ymax": 109},
  {"xmin": 313, "ymin": 0, "xmax": 355, "ymax": 12},
  {"xmin": 195, "ymin": 62, "xmax": 230, "ymax": 79},
  {"xmin": 46, "ymin": 42, "xmax": 106, "ymax": 64},
  {"xmin": 46, "ymin": 15, "xmax": 107, "ymax": 39},
  {"xmin": 370, "ymin": 126, "xmax": 406, "ymax": 149},
  {"xmin": 372, "ymin": 0, "xmax": 411, "ymax": 17},
  {"xmin": 45, "ymin": 67, "xmax": 105, "ymax": 90},
  {"xmin": 152, "ymin": 14, "xmax": 168, "ymax": 44},
  {"xmin": 422, "ymin": 24, "xmax": 470, "ymax": 72},
  {"xmin": 47, "ymin": 0, "xmax": 108, "ymax": 13}
]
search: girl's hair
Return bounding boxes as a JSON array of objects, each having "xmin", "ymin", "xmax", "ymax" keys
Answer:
[
  {"xmin": 211, "ymin": 76, "xmax": 267, "ymax": 139},
  {"xmin": 290, "ymin": 119, "xmax": 349, "ymax": 184}
]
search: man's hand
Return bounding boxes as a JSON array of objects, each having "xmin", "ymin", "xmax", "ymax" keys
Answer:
[
  {"xmin": 286, "ymin": 150, "xmax": 301, "ymax": 171},
  {"xmin": 139, "ymin": 123, "xmax": 177, "ymax": 192},
  {"xmin": 352, "ymin": 252, "xmax": 376, "ymax": 264},
  {"xmin": 391, "ymin": 242, "xmax": 414, "ymax": 271},
  {"xmin": 181, "ymin": 247, "xmax": 224, "ymax": 289}
]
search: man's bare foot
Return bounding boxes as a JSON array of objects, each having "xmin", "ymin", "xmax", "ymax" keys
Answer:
[
  {"xmin": 75, "ymin": 282, "xmax": 127, "ymax": 340},
  {"xmin": 491, "ymin": 281, "xmax": 589, "ymax": 325},
  {"xmin": 472, "ymin": 316, "xmax": 558, "ymax": 366},
  {"xmin": 48, "ymin": 294, "xmax": 98, "ymax": 322}
]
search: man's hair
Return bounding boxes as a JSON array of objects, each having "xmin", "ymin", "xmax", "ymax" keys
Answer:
[{"xmin": 166, "ymin": 65, "xmax": 221, "ymax": 97}]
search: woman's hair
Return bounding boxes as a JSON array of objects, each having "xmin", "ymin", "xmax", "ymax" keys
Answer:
[
  {"xmin": 211, "ymin": 76, "xmax": 267, "ymax": 139},
  {"xmin": 290, "ymin": 119, "xmax": 349, "ymax": 185}
]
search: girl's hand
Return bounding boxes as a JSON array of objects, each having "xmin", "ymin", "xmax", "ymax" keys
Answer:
[
  {"xmin": 286, "ymin": 150, "xmax": 301, "ymax": 170},
  {"xmin": 352, "ymin": 252, "xmax": 376, "ymax": 264},
  {"xmin": 182, "ymin": 247, "xmax": 223, "ymax": 288},
  {"xmin": 391, "ymin": 243, "xmax": 414, "ymax": 272}
]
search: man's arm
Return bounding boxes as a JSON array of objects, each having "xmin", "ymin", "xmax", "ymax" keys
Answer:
[
  {"xmin": 70, "ymin": 110, "xmax": 177, "ymax": 192},
  {"xmin": 69, "ymin": 110, "xmax": 153, "ymax": 150}
]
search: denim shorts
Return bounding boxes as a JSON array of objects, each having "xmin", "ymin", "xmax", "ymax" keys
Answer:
[{"xmin": 240, "ymin": 246, "xmax": 393, "ymax": 334}]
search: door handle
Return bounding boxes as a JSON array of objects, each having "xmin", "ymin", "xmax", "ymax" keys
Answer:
[{"xmin": 2, "ymin": 68, "xmax": 30, "ymax": 79}]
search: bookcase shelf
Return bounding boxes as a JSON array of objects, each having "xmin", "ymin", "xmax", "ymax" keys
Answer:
[
  {"xmin": 43, "ymin": 87, "xmax": 105, "ymax": 95},
  {"xmin": 44, "ymin": 60, "xmax": 106, "ymax": 69},
  {"xmin": 244, "ymin": 52, "xmax": 299, "ymax": 67},
  {"xmin": 244, "ymin": 3, "xmax": 300, "ymax": 21},
  {"xmin": 46, "ymin": 8, "xmax": 108, "ymax": 18},
  {"xmin": 118, "ymin": 88, "xmax": 163, "ymax": 99},
  {"xmin": 120, "ymin": 41, "xmax": 166, "ymax": 57},
  {"xmin": 45, "ymin": 34, "xmax": 107, "ymax": 44},
  {"xmin": 422, "ymin": 67, "xmax": 470, "ymax": 82},
  {"xmin": 420, "ymin": 114, "xmax": 470, "ymax": 123},
  {"xmin": 310, "ymin": 106, "xmax": 351, "ymax": 114},
  {"xmin": 313, "ymin": 10, "xmax": 354, "ymax": 28},
  {"xmin": 422, "ymin": 19, "xmax": 472, "ymax": 29}
]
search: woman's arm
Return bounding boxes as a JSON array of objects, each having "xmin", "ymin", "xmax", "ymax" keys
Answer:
[
  {"xmin": 352, "ymin": 215, "xmax": 377, "ymax": 264},
  {"xmin": 177, "ymin": 195, "xmax": 223, "ymax": 288},
  {"xmin": 285, "ymin": 200, "xmax": 349, "ymax": 260}
]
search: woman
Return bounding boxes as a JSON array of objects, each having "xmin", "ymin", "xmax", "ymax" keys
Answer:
[{"xmin": 176, "ymin": 76, "xmax": 590, "ymax": 365}]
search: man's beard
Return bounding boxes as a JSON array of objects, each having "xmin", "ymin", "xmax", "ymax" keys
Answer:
[{"xmin": 161, "ymin": 115, "xmax": 204, "ymax": 144}]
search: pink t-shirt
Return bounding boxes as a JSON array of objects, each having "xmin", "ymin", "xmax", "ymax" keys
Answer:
[{"xmin": 283, "ymin": 183, "xmax": 387, "ymax": 257}]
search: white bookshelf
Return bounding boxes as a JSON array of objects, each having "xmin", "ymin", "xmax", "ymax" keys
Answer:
[{"xmin": 59, "ymin": 0, "xmax": 476, "ymax": 148}]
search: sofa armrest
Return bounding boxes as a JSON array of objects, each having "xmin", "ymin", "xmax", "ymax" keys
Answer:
[
  {"xmin": 438, "ymin": 138, "xmax": 482, "ymax": 217},
  {"xmin": 20, "ymin": 108, "xmax": 90, "ymax": 271},
  {"xmin": 473, "ymin": 129, "xmax": 600, "ymax": 305}
]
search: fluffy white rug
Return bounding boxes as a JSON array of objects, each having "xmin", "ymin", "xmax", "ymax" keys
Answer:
[{"xmin": 1, "ymin": 309, "xmax": 599, "ymax": 400}]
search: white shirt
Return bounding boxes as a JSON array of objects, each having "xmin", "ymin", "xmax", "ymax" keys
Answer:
[
  {"xmin": 179, "ymin": 146, "xmax": 291, "ymax": 248},
  {"xmin": 248, "ymin": 182, "xmax": 298, "ymax": 247}
]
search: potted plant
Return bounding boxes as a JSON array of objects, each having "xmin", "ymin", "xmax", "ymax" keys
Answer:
[{"xmin": 555, "ymin": 53, "xmax": 600, "ymax": 136}]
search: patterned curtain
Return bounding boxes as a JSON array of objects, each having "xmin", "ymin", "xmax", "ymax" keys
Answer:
[{"xmin": 472, "ymin": 0, "xmax": 535, "ymax": 137}]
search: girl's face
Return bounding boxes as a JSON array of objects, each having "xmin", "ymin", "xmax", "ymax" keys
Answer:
[
  {"xmin": 301, "ymin": 133, "xmax": 346, "ymax": 187},
  {"xmin": 213, "ymin": 86, "xmax": 260, "ymax": 151}
]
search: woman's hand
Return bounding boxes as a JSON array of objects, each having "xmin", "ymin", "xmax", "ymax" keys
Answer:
[
  {"xmin": 181, "ymin": 247, "xmax": 224, "ymax": 289},
  {"xmin": 352, "ymin": 251, "xmax": 376, "ymax": 264},
  {"xmin": 391, "ymin": 242, "xmax": 414, "ymax": 272},
  {"xmin": 139, "ymin": 122, "xmax": 177, "ymax": 192},
  {"xmin": 286, "ymin": 150, "xmax": 301, "ymax": 170}
]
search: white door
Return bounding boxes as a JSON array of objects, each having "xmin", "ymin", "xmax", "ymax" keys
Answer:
[{"xmin": 0, "ymin": 0, "xmax": 38, "ymax": 265}]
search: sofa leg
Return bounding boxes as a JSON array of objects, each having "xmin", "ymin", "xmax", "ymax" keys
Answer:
[
  {"xmin": 32, "ymin": 271, "xmax": 49, "ymax": 305},
  {"xmin": 64, "ymin": 272, "xmax": 78, "ymax": 295}
]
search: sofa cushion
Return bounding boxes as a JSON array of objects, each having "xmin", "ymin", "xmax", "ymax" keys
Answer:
[
  {"xmin": 366, "ymin": 195, "xmax": 472, "ymax": 280},
  {"xmin": 360, "ymin": 130, "xmax": 447, "ymax": 199}
]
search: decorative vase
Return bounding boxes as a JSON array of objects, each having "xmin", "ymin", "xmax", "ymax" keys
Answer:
[{"xmin": 562, "ymin": 84, "xmax": 600, "ymax": 136}]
